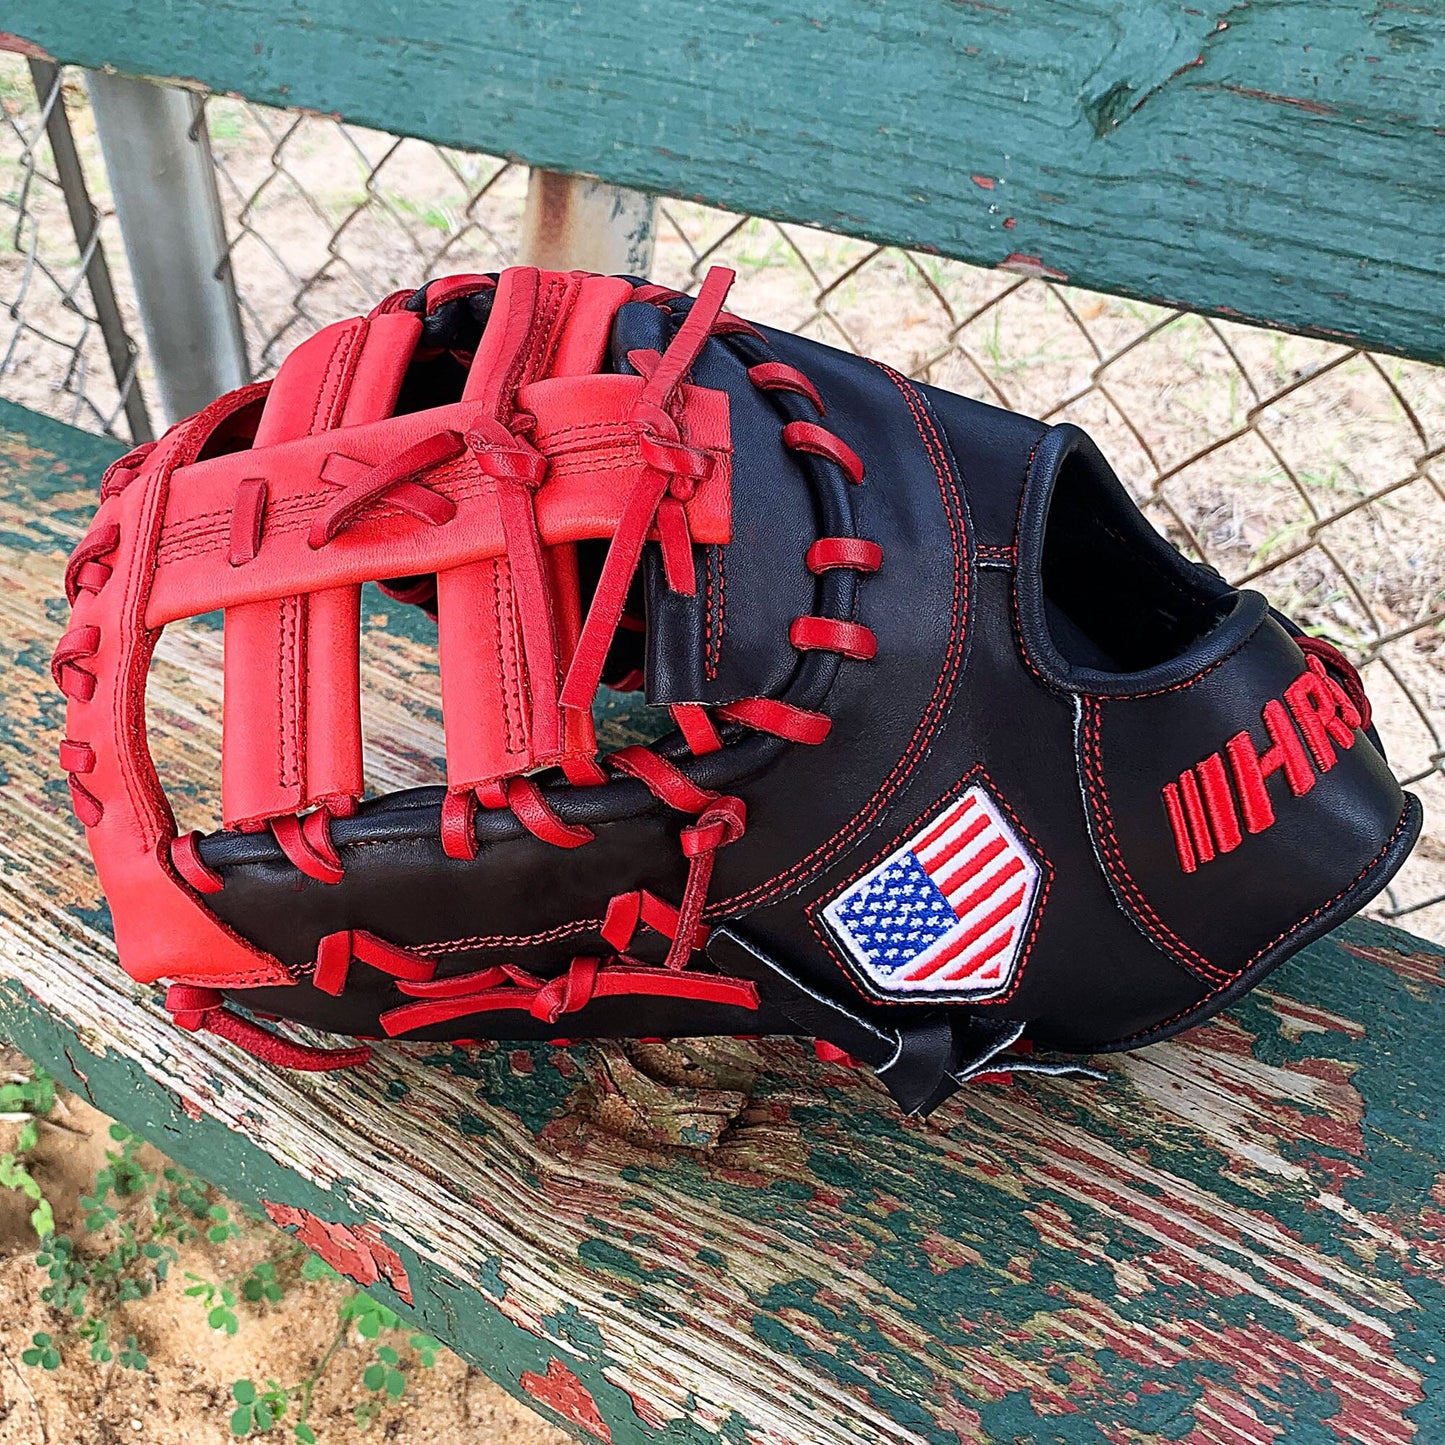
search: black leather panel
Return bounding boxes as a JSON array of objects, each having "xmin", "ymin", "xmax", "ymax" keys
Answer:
[
  {"xmin": 609, "ymin": 301, "xmax": 821, "ymax": 706},
  {"xmin": 1081, "ymin": 613, "xmax": 1410, "ymax": 977}
]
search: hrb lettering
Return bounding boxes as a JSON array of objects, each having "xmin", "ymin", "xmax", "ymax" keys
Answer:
[{"xmin": 1162, "ymin": 659, "xmax": 1360, "ymax": 873}]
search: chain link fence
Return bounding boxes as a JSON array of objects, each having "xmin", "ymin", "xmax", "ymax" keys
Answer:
[
  {"xmin": 0, "ymin": 62, "xmax": 147, "ymax": 437},
  {"xmin": 3, "ymin": 55, "xmax": 1442, "ymax": 940}
]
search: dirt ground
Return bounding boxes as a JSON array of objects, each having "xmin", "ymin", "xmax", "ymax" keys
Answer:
[{"xmin": 0, "ymin": 1062, "xmax": 568, "ymax": 1445}]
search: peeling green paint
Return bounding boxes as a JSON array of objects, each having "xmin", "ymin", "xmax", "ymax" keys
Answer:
[{"xmin": 3, "ymin": 3, "xmax": 1443, "ymax": 361}]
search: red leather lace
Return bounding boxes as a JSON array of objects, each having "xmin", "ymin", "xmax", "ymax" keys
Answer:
[
  {"xmin": 166, "ymin": 986, "xmax": 371, "ymax": 1071},
  {"xmin": 1297, "ymin": 635, "xmax": 1371, "ymax": 732}
]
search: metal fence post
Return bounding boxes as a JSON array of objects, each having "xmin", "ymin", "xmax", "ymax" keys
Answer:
[
  {"xmin": 86, "ymin": 72, "xmax": 248, "ymax": 424},
  {"xmin": 23, "ymin": 61, "xmax": 152, "ymax": 443},
  {"xmin": 519, "ymin": 170, "xmax": 656, "ymax": 275}
]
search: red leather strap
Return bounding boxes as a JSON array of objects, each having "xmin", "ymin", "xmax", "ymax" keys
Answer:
[
  {"xmin": 558, "ymin": 466, "xmax": 671, "ymax": 712},
  {"xmin": 667, "ymin": 795, "xmax": 746, "ymax": 969},
  {"xmin": 65, "ymin": 522, "xmax": 121, "ymax": 602},
  {"xmin": 422, "ymin": 273, "xmax": 495, "ymax": 313},
  {"xmin": 747, "ymin": 361, "xmax": 825, "ymax": 412},
  {"xmin": 309, "ymin": 431, "xmax": 464, "ymax": 548},
  {"xmin": 609, "ymin": 745, "xmax": 716, "ymax": 814},
  {"xmin": 530, "ymin": 954, "xmax": 602, "ymax": 1023},
  {"xmin": 782, "ymin": 420, "xmax": 865, "ymax": 483},
  {"xmin": 313, "ymin": 929, "xmax": 353, "ymax": 996},
  {"xmin": 806, "ymin": 537, "xmax": 883, "ymax": 574},
  {"xmin": 378, "ymin": 964, "xmax": 759, "ymax": 1038},
  {"xmin": 313, "ymin": 929, "xmax": 439, "ymax": 996},
  {"xmin": 396, "ymin": 964, "xmax": 511, "ymax": 1000},
  {"xmin": 638, "ymin": 267, "xmax": 734, "ymax": 413},
  {"xmin": 1298, "ymin": 635, "xmax": 1370, "ymax": 731},
  {"xmin": 367, "ymin": 288, "xmax": 416, "ymax": 317},
  {"xmin": 505, "ymin": 776, "xmax": 594, "ymax": 849},
  {"xmin": 715, "ymin": 696, "xmax": 833, "ymax": 745},
  {"xmin": 51, "ymin": 625, "xmax": 100, "ymax": 701},
  {"xmin": 67, "ymin": 776, "xmax": 104, "ymax": 827},
  {"xmin": 228, "ymin": 478, "xmax": 268, "ymax": 567},
  {"xmin": 558, "ymin": 269, "xmax": 735, "ymax": 715},
  {"xmin": 271, "ymin": 810, "xmax": 345, "ymax": 884},
  {"xmin": 790, "ymin": 616, "xmax": 878, "ymax": 660},
  {"xmin": 429, "ymin": 270, "xmax": 630, "ymax": 790},
  {"xmin": 671, "ymin": 703, "xmax": 723, "ymax": 755},
  {"xmin": 170, "ymin": 832, "xmax": 224, "ymax": 894},
  {"xmin": 57, "ymin": 738, "xmax": 95, "ymax": 773},
  {"xmin": 440, "ymin": 787, "xmax": 480, "ymax": 861},
  {"xmin": 166, "ymin": 986, "xmax": 371, "ymax": 1070}
]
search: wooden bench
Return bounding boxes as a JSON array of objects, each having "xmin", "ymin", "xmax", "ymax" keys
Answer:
[{"xmin": 3, "ymin": 5, "xmax": 1444, "ymax": 1440}]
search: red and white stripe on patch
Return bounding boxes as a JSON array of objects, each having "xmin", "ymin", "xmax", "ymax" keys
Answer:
[{"xmin": 821, "ymin": 783, "xmax": 1044, "ymax": 999}]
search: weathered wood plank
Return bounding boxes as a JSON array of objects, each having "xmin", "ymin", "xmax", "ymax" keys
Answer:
[
  {"xmin": 2, "ymin": 400, "xmax": 1444, "ymax": 1442},
  {"xmin": 3, "ymin": 1, "xmax": 1443, "ymax": 363}
]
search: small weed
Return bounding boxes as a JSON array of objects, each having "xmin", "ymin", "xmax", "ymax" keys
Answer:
[
  {"xmin": 0, "ymin": 1058, "xmax": 445, "ymax": 1441},
  {"xmin": 0, "ymin": 1066, "xmax": 57, "ymax": 1237},
  {"xmin": 226, "ymin": 1293, "xmax": 443, "ymax": 1440}
]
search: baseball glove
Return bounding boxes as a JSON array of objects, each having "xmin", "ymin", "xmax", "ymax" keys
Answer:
[{"xmin": 55, "ymin": 265, "xmax": 1420, "ymax": 1115}]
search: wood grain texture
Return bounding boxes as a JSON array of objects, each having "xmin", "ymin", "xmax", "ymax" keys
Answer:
[
  {"xmin": 3, "ymin": 1, "xmax": 1443, "ymax": 363},
  {"xmin": 2, "ymin": 400, "xmax": 1444, "ymax": 1442}
]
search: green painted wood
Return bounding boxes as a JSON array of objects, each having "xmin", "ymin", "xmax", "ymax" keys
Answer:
[
  {"xmin": 3, "ymin": 1, "xmax": 1443, "ymax": 364},
  {"xmin": 4, "ymin": 404, "xmax": 1445, "ymax": 1441}
]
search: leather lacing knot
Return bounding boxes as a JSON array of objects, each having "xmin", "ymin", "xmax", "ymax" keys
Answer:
[{"xmin": 670, "ymin": 795, "xmax": 747, "ymax": 971}]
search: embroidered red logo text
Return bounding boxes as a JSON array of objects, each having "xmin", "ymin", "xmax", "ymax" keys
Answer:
[{"xmin": 1163, "ymin": 656, "xmax": 1363, "ymax": 873}]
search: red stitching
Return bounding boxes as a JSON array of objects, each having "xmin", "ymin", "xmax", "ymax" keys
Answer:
[
  {"xmin": 329, "ymin": 318, "xmax": 366, "ymax": 429},
  {"xmin": 704, "ymin": 545, "xmax": 722, "ymax": 682},
  {"xmin": 425, "ymin": 919, "xmax": 599, "ymax": 955},
  {"xmin": 1079, "ymin": 697, "xmax": 1230, "ymax": 985},
  {"xmin": 1109, "ymin": 804, "xmax": 1416, "ymax": 1047},
  {"xmin": 716, "ymin": 545, "xmax": 727, "ymax": 675},
  {"xmin": 278, "ymin": 596, "xmax": 300, "ymax": 792},
  {"xmin": 494, "ymin": 555, "xmax": 525, "ymax": 756}
]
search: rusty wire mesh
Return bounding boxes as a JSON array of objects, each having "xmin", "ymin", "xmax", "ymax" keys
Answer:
[{"xmin": 2, "ymin": 60, "xmax": 1442, "ymax": 939}]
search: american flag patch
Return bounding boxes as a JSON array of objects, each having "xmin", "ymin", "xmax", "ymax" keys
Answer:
[{"xmin": 821, "ymin": 784, "xmax": 1043, "ymax": 999}]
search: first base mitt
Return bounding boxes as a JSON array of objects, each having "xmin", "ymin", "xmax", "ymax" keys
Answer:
[{"xmin": 55, "ymin": 265, "xmax": 1421, "ymax": 1115}]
